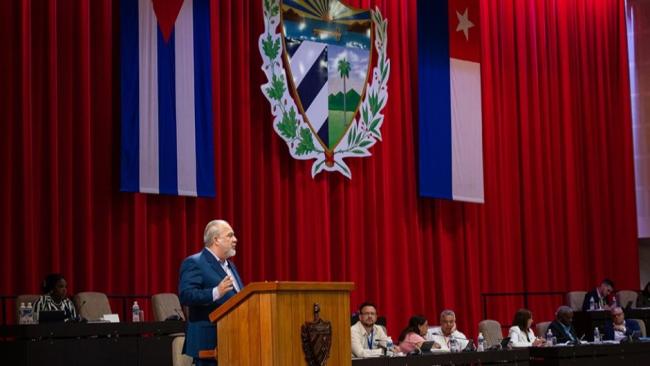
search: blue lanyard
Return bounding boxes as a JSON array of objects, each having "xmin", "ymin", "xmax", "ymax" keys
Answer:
[{"xmin": 367, "ymin": 330, "xmax": 374, "ymax": 349}]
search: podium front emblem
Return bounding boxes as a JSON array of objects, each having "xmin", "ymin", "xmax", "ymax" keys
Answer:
[{"xmin": 301, "ymin": 303, "xmax": 332, "ymax": 366}]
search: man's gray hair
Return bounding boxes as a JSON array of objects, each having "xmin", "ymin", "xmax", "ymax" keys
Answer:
[
  {"xmin": 610, "ymin": 306, "xmax": 623, "ymax": 314},
  {"xmin": 203, "ymin": 220, "xmax": 227, "ymax": 246},
  {"xmin": 440, "ymin": 309, "xmax": 456, "ymax": 321},
  {"xmin": 555, "ymin": 305, "xmax": 573, "ymax": 317}
]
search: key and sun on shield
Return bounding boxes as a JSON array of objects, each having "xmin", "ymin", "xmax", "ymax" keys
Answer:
[{"xmin": 260, "ymin": 0, "xmax": 390, "ymax": 178}]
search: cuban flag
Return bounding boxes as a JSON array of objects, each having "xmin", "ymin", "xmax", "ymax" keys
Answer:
[
  {"xmin": 120, "ymin": 0, "xmax": 215, "ymax": 197},
  {"xmin": 417, "ymin": 0, "xmax": 484, "ymax": 203}
]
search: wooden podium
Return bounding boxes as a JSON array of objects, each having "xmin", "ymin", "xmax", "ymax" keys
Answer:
[{"xmin": 207, "ymin": 281, "xmax": 354, "ymax": 365}]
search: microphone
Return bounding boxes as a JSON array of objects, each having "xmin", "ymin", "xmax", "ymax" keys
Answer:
[
  {"xmin": 375, "ymin": 342, "xmax": 388, "ymax": 350},
  {"xmin": 445, "ymin": 336, "xmax": 475, "ymax": 352},
  {"xmin": 373, "ymin": 337, "xmax": 392, "ymax": 357},
  {"xmin": 462, "ymin": 340, "xmax": 476, "ymax": 352},
  {"xmin": 433, "ymin": 333, "xmax": 473, "ymax": 350},
  {"xmin": 374, "ymin": 342, "xmax": 388, "ymax": 357},
  {"xmin": 568, "ymin": 334, "xmax": 584, "ymax": 346},
  {"xmin": 487, "ymin": 343, "xmax": 502, "ymax": 351},
  {"xmin": 73, "ymin": 300, "xmax": 88, "ymax": 323}
]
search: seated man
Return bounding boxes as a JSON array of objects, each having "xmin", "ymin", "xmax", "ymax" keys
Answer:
[
  {"xmin": 582, "ymin": 278, "xmax": 614, "ymax": 311},
  {"xmin": 603, "ymin": 306, "xmax": 641, "ymax": 341},
  {"xmin": 351, "ymin": 302, "xmax": 392, "ymax": 358},
  {"xmin": 427, "ymin": 309, "xmax": 468, "ymax": 351},
  {"xmin": 548, "ymin": 306, "xmax": 579, "ymax": 343}
]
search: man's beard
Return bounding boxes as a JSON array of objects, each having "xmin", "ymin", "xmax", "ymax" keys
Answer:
[{"xmin": 225, "ymin": 248, "xmax": 236, "ymax": 258}]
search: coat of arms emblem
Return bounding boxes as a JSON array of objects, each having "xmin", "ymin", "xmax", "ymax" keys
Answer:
[
  {"xmin": 300, "ymin": 303, "xmax": 332, "ymax": 365},
  {"xmin": 260, "ymin": 0, "xmax": 390, "ymax": 178}
]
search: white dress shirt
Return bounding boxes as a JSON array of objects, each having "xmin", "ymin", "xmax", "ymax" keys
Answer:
[
  {"xmin": 613, "ymin": 324, "xmax": 627, "ymax": 342},
  {"xmin": 205, "ymin": 249, "xmax": 240, "ymax": 301},
  {"xmin": 426, "ymin": 326, "xmax": 469, "ymax": 351}
]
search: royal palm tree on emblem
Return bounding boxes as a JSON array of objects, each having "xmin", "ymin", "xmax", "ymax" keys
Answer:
[{"xmin": 337, "ymin": 57, "xmax": 351, "ymax": 125}]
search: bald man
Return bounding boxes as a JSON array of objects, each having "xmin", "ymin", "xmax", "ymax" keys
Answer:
[{"xmin": 179, "ymin": 220, "xmax": 244, "ymax": 366}]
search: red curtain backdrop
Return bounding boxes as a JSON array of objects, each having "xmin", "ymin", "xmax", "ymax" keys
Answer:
[{"xmin": 0, "ymin": 0, "xmax": 639, "ymax": 335}]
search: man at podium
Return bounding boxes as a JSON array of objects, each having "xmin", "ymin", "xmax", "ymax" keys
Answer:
[{"xmin": 179, "ymin": 220, "xmax": 244, "ymax": 366}]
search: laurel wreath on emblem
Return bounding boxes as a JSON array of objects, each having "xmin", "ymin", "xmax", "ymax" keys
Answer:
[{"xmin": 259, "ymin": 0, "xmax": 390, "ymax": 178}]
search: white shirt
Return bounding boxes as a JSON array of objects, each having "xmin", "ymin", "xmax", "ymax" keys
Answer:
[
  {"xmin": 426, "ymin": 326, "xmax": 468, "ymax": 351},
  {"xmin": 613, "ymin": 324, "xmax": 627, "ymax": 342},
  {"xmin": 206, "ymin": 249, "xmax": 240, "ymax": 301},
  {"xmin": 508, "ymin": 326, "xmax": 536, "ymax": 347},
  {"xmin": 351, "ymin": 321, "xmax": 388, "ymax": 358}
]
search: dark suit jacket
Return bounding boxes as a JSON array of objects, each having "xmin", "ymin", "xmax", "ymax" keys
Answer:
[
  {"xmin": 548, "ymin": 320, "xmax": 578, "ymax": 344},
  {"xmin": 178, "ymin": 248, "xmax": 244, "ymax": 358},
  {"xmin": 582, "ymin": 289, "xmax": 609, "ymax": 311},
  {"xmin": 603, "ymin": 319, "xmax": 641, "ymax": 341},
  {"xmin": 637, "ymin": 293, "xmax": 650, "ymax": 308}
]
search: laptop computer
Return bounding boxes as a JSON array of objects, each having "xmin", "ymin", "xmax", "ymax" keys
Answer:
[
  {"xmin": 419, "ymin": 341, "xmax": 438, "ymax": 353},
  {"xmin": 38, "ymin": 310, "xmax": 66, "ymax": 323}
]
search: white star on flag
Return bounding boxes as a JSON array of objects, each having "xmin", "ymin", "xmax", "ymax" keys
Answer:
[{"xmin": 456, "ymin": 8, "xmax": 475, "ymax": 41}]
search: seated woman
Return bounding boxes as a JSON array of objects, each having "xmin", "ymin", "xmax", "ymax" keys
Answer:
[
  {"xmin": 508, "ymin": 308, "xmax": 545, "ymax": 347},
  {"xmin": 397, "ymin": 315, "xmax": 440, "ymax": 353},
  {"xmin": 34, "ymin": 273, "xmax": 78, "ymax": 322}
]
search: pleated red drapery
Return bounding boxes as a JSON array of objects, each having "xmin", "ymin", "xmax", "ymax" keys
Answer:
[{"xmin": 0, "ymin": 0, "xmax": 638, "ymax": 336}]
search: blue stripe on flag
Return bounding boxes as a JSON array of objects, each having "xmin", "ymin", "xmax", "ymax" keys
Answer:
[
  {"xmin": 120, "ymin": 0, "xmax": 140, "ymax": 192},
  {"xmin": 317, "ymin": 117, "xmax": 329, "ymax": 147},
  {"xmin": 193, "ymin": 0, "xmax": 216, "ymax": 197},
  {"xmin": 157, "ymin": 27, "xmax": 179, "ymax": 195},
  {"xmin": 418, "ymin": 0, "xmax": 452, "ymax": 199},
  {"xmin": 297, "ymin": 46, "xmax": 328, "ymax": 110}
]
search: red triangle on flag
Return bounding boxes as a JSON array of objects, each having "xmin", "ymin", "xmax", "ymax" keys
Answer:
[{"xmin": 152, "ymin": 0, "xmax": 185, "ymax": 42}]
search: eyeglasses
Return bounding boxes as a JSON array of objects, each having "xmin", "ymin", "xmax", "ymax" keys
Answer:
[{"xmin": 360, "ymin": 312, "xmax": 376, "ymax": 316}]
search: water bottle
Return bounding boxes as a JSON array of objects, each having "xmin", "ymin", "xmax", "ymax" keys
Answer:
[
  {"xmin": 450, "ymin": 337, "xmax": 460, "ymax": 353},
  {"xmin": 385, "ymin": 336, "xmax": 394, "ymax": 356},
  {"xmin": 18, "ymin": 302, "xmax": 26, "ymax": 324},
  {"xmin": 589, "ymin": 297, "xmax": 595, "ymax": 310},
  {"xmin": 546, "ymin": 329, "xmax": 554, "ymax": 346},
  {"xmin": 132, "ymin": 301, "xmax": 140, "ymax": 323},
  {"xmin": 26, "ymin": 302, "xmax": 34, "ymax": 324},
  {"xmin": 477, "ymin": 332, "xmax": 485, "ymax": 352},
  {"xmin": 593, "ymin": 327, "xmax": 601, "ymax": 343}
]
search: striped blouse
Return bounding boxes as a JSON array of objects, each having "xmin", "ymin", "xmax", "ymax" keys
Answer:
[{"xmin": 33, "ymin": 295, "xmax": 77, "ymax": 321}]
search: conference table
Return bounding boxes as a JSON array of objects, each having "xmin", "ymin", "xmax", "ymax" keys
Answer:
[
  {"xmin": 529, "ymin": 342, "xmax": 650, "ymax": 365},
  {"xmin": 352, "ymin": 342, "xmax": 650, "ymax": 366},
  {"xmin": 353, "ymin": 349, "xmax": 530, "ymax": 366},
  {"xmin": 0, "ymin": 321, "xmax": 185, "ymax": 366}
]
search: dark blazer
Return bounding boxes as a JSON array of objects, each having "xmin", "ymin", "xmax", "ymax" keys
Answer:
[
  {"xmin": 603, "ymin": 319, "xmax": 641, "ymax": 341},
  {"xmin": 582, "ymin": 289, "xmax": 608, "ymax": 311},
  {"xmin": 178, "ymin": 248, "xmax": 244, "ymax": 358},
  {"xmin": 637, "ymin": 292, "xmax": 650, "ymax": 308},
  {"xmin": 548, "ymin": 320, "xmax": 578, "ymax": 344}
]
